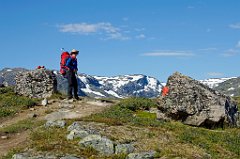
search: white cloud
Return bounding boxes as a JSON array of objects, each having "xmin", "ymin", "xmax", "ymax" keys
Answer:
[
  {"xmin": 229, "ymin": 23, "xmax": 240, "ymax": 29},
  {"xmin": 57, "ymin": 22, "xmax": 129, "ymax": 40},
  {"xmin": 142, "ymin": 51, "xmax": 195, "ymax": 57},
  {"xmin": 236, "ymin": 41, "xmax": 240, "ymax": 48},
  {"xmin": 207, "ymin": 72, "xmax": 224, "ymax": 77},
  {"xmin": 222, "ymin": 49, "xmax": 239, "ymax": 57},
  {"xmin": 136, "ymin": 34, "xmax": 146, "ymax": 39}
]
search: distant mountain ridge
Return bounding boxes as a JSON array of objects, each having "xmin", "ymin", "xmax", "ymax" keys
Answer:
[
  {"xmin": 1, "ymin": 68, "xmax": 239, "ymax": 97},
  {"xmin": 0, "ymin": 68, "xmax": 164, "ymax": 98},
  {"xmin": 199, "ymin": 77, "xmax": 237, "ymax": 88},
  {"xmin": 199, "ymin": 77, "xmax": 240, "ymax": 96}
]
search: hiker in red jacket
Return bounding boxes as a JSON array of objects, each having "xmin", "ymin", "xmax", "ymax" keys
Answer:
[{"xmin": 65, "ymin": 49, "xmax": 79, "ymax": 100}]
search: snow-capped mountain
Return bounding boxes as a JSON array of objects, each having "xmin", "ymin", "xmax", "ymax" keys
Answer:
[
  {"xmin": 55, "ymin": 71, "xmax": 164, "ymax": 98},
  {"xmin": 199, "ymin": 77, "xmax": 237, "ymax": 88},
  {"xmin": 76, "ymin": 74, "xmax": 163, "ymax": 98}
]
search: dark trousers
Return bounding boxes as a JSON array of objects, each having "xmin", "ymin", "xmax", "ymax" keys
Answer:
[{"xmin": 66, "ymin": 70, "xmax": 78, "ymax": 98}]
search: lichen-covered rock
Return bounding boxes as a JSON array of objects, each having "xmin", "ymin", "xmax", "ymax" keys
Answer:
[
  {"xmin": 158, "ymin": 72, "xmax": 240, "ymax": 128},
  {"xmin": 126, "ymin": 151, "xmax": 156, "ymax": 159},
  {"xmin": 14, "ymin": 69, "xmax": 57, "ymax": 98},
  {"xmin": 67, "ymin": 129, "xmax": 89, "ymax": 140},
  {"xmin": 115, "ymin": 144, "xmax": 134, "ymax": 154},
  {"xmin": 60, "ymin": 155, "xmax": 82, "ymax": 159},
  {"xmin": 45, "ymin": 120, "xmax": 66, "ymax": 128},
  {"xmin": 79, "ymin": 134, "xmax": 114, "ymax": 155}
]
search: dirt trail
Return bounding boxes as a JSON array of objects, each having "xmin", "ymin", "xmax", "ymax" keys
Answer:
[{"xmin": 0, "ymin": 99, "xmax": 113, "ymax": 157}]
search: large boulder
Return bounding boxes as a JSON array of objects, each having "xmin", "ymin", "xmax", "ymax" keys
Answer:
[
  {"xmin": 157, "ymin": 72, "xmax": 239, "ymax": 128},
  {"xmin": 14, "ymin": 69, "xmax": 57, "ymax": 98}
]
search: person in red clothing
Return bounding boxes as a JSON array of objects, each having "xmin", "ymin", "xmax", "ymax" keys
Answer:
[{"xmin": 162, "ymin": 86, "xmax": 169, "ymax": 97}]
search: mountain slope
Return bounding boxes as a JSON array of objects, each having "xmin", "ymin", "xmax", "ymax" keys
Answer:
[{"xmin": 214, "ymin": 77, "xmax": 240, "ymax": 96}]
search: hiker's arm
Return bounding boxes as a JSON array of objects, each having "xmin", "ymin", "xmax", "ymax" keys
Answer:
[{"xmin": 65, "ymin": 58, "xmax": 73, "ymax": 70}]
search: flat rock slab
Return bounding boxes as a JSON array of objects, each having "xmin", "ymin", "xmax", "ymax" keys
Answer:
[{"xmin": 45, "ymin": 111, "xmax": 80, "ymax": 121}]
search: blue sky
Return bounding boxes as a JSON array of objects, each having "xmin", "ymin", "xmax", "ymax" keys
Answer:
[{"xmin": 0, "ymin": 0, "xmax": 240, "ymax": 81}]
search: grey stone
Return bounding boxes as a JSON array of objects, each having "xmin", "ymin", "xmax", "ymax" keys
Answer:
[
  {"xmin": 12, "ymin": 153, "xmax": 57, "ymax": 159},
  {"xmin": 28, "ymin": 113, "xmax": 38, "ymax": 118},
  {"xmin": 79, "ymin": 134, "xmax": 114, "ymax": 155},
  {"xmin": 127, "ymin": 151, "xmax": 156, "ymax": 159},
  {"xmin": 67, "ymin": 122, "xmax": 99, "ymax": 134},
  {"xmin": 68, "ymin": 122, "xmax": 83, "ymax": 131},
  {"xmin": 60, "ymin": 155, "xmax": 81, "ymax": 159},
  {"xmin": 45, "ymin": 111, "xmax": 80, "ymax": 121},
  {"xmin": 45, "ymin": 120, "xmax": 66, "ymax": 128},
  {"xmin": 158, "ymin": 72, "xmax": 239, "ymax": 128},
  {"xmin": 115, "ymin": 143, "xmax": 134, "ymax": 154},
  {"xmin": 156, "ymin": 111, "xmax": 170, "ymax": 122},
  {"xmin": 1, "ymin": 135, "xmax": 8, "ymax": 139},
  {"xmin": 12, "ymin": 153, "xmax": 29, "ymax": 159},
  {"xmin": 14, "ymin": 69, "xmax": 57, "ymax": 99},
  {"xmin": 42, "ymin": 98, "xmax": 48, "ymax": 106},
  {"xmin": 67, "ymin": 129, "xmax": 89, "ymax": 140}
]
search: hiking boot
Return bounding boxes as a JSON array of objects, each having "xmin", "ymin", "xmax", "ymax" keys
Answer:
[
  {"xmin": 74, "ymin": 96, "xmax": 80, "ymax": 100},
  {"xmin": 67, "ymin": 96, "xmax": 73, "ymax": 100}
]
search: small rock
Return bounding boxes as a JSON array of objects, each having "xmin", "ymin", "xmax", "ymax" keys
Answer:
[
  {"xmin": 1, "ymin": 135, "xmax": 8, "ymax": 139},
  {"xmin": 45, "ymin": 111, "xmax": 80, "ymax": 121},
  {"xmin": 12, "ymin": 153, "xmax": 29, "ymax": 159},
  {"xmin": 115, "ymin": 143, "xmax": 135, "ymax": 154},
  {"xmin": 127, "ymin": 151, "xmax": 156, "ymax": 159},
  {"xmin": 28, "ymin": 113, "xmax": 38, "ymax": 118},
  {"xmin": 60, "ymin": 155, "xmax": 81, "ymax": 159},
  {"xmin": 67, "ymin": 129, "xmax": 89, "ymax": 140},
  {"xmin": 79, "ymin": 134, "xmax": 115, "ymax": 155},
  {"xmin": 29, "ymin": 108, "xmax": 35, "ymax": 111},
  {"xmin": 42, "ymin": 98, "xmax": 48, "ymax": 106},
  {"xmin": 203, "ymin": 153, "xmax": 212, "ymax": 159},
  {"xmin": 156, "ymin": 111, "xmax": 170, "ymax": 122},
  {"xmin": 45, "ymin": 120, "xmax": 66, "ymax": 128}
]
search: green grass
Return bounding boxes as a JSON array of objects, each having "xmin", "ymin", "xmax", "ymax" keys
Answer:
[
  {"xmin": 116, "ymin": 97, "xmax": 158, "ymax": 111},
  {"xmin": 0, "ymin": 118, "xmax": 44, "ymax": 134},
  {"xmin": 48, "ymin": 91, "xmax": 67, "ymax": 100},
  {"xmin": 29, "ymin": 127, "xmax": 98, "ymax": 158},
  {"xmin": 2, "ymin": 97, "xmax": 240, "ymax": 159},
  {"xmin": 0, "ymin": 87, "xmax": 39, "ymax": 118},
  {"xmin": 83, "ymin": 97, "xmax": 240, "ymax": 159},
  {"xmin": 0, "ymin": 148, "xmax": 23, "ymax": 159},
  {"xmin": 135, "ymin": 111, "xmax": 157, "ymax": 119}
]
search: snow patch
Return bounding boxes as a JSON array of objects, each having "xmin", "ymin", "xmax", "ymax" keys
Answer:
[
  {"xmin": 104, "ymin": 90, "xmax": 123, "ymax": 98},
  {"xmin": 200, "ymin": 77, "xmax": 237, "ymax": 88},
  {"xmin": 228, "ymin": 87, "xmax": 235, "ymax": 91},
  {"xmin": 81, "ymin": 84, "xmax": 105, "ymax": 97}
]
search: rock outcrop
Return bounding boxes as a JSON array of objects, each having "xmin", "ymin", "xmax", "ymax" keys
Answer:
[
  {"xmin": 14, "ymin": 69, "xmax": 57, "ymax": 98},
  {"xmin": 157, "ymin": 72, "xmax": 240, "ymax": 128}
]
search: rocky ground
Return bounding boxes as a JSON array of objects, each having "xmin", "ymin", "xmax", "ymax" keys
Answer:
[
  {"xmin": 0, "ymin": 98, "xmax": 112, "ymax": 158},
  {"xmin": 1, "ymin": 71, "xmax": 240, "ymax": 159}
]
